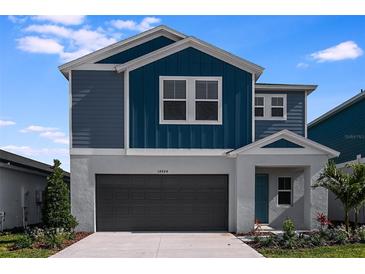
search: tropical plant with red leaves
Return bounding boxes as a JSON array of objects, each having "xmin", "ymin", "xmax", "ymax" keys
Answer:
[{"xmin": 316, "ymin": 212, "xmax": 332, "ymax": 230}]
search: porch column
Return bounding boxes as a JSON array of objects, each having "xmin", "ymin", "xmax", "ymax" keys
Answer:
[
  {"xmin": 303, "ymin": 167, "xmax": 312, "ymax": 229},
  {"xmin": 304, "ymin": 161, "xmax": 328, "ymax": 229},
  {"xmin": 236, "ymin": 155, "xmax": 255, "ymax": 233}
]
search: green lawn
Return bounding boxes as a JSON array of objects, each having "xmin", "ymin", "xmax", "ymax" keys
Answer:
[
  {"xmin": 0, "ymin": 233, "xmax": 56, "ymax": 258},
  {"xmin": 259, "ymin": 243, "xmax": 365, "ymax": 258}
]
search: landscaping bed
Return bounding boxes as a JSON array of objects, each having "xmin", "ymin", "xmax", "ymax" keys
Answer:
[
  {"xmin": 0, "ymin": 230, "xmax": 91, "ymax": 258},
  {"xmin": 243, "ymin": 215, "xmax": 365, "ymax": 258}
]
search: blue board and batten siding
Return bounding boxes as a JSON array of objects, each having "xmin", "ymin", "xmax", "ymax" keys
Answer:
[
  {"xmin": 309, "ymin": 96, "xmax": 365, "ymax": 163},
  {"xmin": 97, "ymin": 36, "xmax": 175, "ymax": 64},
  {"xmin": 71, "ymin": 70, "xmax": 124, "ymax": 148},
  {"xmin": 263, "ymin": 138, "xmax": 304, "ymax": 148},
  {"xmin": 255, "ymin": 91, "xmax": 305, "ymax": 140},
  {"xmin": 129, "ymin": 47, "xmax": 253, "ymax": 149}
]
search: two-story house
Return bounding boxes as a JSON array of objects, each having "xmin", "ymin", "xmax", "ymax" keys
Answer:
[{"xmin": 59, "ymin": 26, "xmax": 339, "ymax": 233}]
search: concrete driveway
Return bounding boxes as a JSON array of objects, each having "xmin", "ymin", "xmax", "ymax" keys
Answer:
[{"xmin": 52, "ymin": 232, "xmax": 263, "ymax": 258}]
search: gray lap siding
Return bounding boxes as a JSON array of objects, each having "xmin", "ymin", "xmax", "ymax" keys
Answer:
[
  {"xmin": 255, "ymin": 91, "xmax": 305, "ymax": 140},
  {"xmin": 71, "ymin": 70, "xmax": 124, "ymax": 148}
]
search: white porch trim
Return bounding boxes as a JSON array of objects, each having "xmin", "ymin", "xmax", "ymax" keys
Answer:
[{"xmin": 229, "ymin": 129, "xmax": 340, "ymax": 158}]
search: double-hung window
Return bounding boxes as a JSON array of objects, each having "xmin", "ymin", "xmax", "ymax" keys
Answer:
[
  {"xmin": 254, "ymin": 96, "xmax": 264, "ymax": 117},
  {"xmin": 195, "ymin": 80, "xmax": 219, "ymax": 121},
  {"xmin": 254, "ymin": 94, "xmax": 287, "ymax": 120},
  {"xmin": 160, "ymin": 76, "xmax": 222, "ymax": 124},
  {"xmin": 162, "ymin": 80, "xmax": 187, "ymax": 121},
  {"xmin": 277, "ymin": 177, "xmax": 292, "ymax": 206},
  {"xmin": 271, "ymin": 96, "xmax": 284, "ymax": 118}
]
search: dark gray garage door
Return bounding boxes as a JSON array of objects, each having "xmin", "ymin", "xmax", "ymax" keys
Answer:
[{"xmin": 96, "ymin": 174, "xmax": 228, "ymax": 231}]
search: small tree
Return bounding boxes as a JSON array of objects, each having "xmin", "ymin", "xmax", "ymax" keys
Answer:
[
  {"xmin": 314, "ymin": 161, "xmax": 354, "ymax": 231},
  {"xmin": 347, "ymin": 162, "xmax": 365, "ymax": 227},
  {"xmin": 313, "ymin": 161, "xmax": 365, "ymax": 231},
  {"xmin": 43, "ymin": 159, "xmax": 77, "ymax": 231}
]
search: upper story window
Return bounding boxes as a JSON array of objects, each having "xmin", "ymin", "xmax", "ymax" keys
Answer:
[
  {"xmin": 162, "ymin": 80, "xmax": 187, "ymax": 120},
  {"xmin": 254, "ymin": 96, "xmax": 264, "ymax": 117},
  {"xmin": 254, "ymin": 94, "xmax": 287, "ymax": 120},
  {"xmin": 271, "ymin": 96, "xmax": 284, "ymax": 117},
  {"xmin": 160, "ymin": 76, "xmax": 222, "ymax": 124},
  {"xmin": 195, "ymin": 80, "xmax": 219, "ymax": 121}
]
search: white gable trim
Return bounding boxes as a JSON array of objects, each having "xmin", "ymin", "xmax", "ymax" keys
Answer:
[
  {"xmin": 115, "ymin": 37, "xmax": 264, "ymax": 79},
  {"xmin": 229, "ymin": 129, "xmax": 340, "ymax": 157},
  {"xmin": 59, "ymin": 25, "xmax": 186, "ymax": 77}
]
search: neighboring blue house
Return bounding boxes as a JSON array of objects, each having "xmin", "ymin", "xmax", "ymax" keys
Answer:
[
  {"xmin": 59, "ymin": 26, "xmax": 339, "ymax": 233},
  {"xmin": 309, "ymin": 91, "xmax": 365, "ymax": 223}
]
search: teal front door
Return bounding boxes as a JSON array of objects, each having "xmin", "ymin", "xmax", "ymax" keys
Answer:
[{"xmin": 255, "ymin": 174, "xmax": 269, "ymax": 223}]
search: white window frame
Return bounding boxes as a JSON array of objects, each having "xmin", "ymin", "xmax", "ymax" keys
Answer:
[
  {"xmin": 159, "ymin": 76, "xmax": 222, "ymax": 125},
  {"xmin": 254, "ymin": 96, "xmax": 265, "ymax": 118},
  {"xmin": 277, "ymin": 176, "xmax": 292, "ymax": 206},
  {"xmin": 160, "ymin": 78, "xmax": 188, "ymax": 123},
  {"xmin": 255, "ymin": 94, "xmax": 287, "ymax": 121}
]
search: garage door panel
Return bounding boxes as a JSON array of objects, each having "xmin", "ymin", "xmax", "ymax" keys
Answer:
[{"xmin": 96, "ymin": 174, "xmax": 228, "ymax": 231}]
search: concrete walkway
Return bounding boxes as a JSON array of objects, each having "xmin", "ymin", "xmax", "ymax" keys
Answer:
[{"xmin": 51, "ymin": 232, "xmax": 263, "ymax": 258}]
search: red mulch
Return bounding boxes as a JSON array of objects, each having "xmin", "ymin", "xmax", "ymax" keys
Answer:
[{"xmin": 62, "ymin": 232, "xmax": 92, "ymax": 249}]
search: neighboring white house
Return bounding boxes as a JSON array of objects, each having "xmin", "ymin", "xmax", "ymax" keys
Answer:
[{"xmin": 0, "ymin": 149, "xmax": 70, "ymax": 230}]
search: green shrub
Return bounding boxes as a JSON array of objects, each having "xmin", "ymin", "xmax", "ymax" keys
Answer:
[
  {"xmin": 14, "ymin": 235, "xmax": 33, "ymax": 249},
  {"xmin": 44, "ymin": 228, "xmax": 70, "ymax": 249},
  {"xmin": 302, "ymin": 232, "xmax": 327, "ymax": 247},
  {"xmin": 327, "ymin": 225, "xmax": 349, "ymax": 244},
  {"xmin": 43, "ymin": 159, "xmax": 78, "ymax": 231},
  {"xmin": 26, "ymin": 227, "xmax": 46, "ymax": 243},
  {"xmin": 355, "ymin": 226, "xmax": 365, "ymax": 243},
  {"xmin": 256, "ymin": 235, "xmax": 280, "ymax": 248},
  {"xmin": 282, "ymin": 218, "xmax": 296, "ymax": 240}
]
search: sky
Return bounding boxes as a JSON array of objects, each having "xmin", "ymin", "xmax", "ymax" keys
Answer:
[{"xmin": 0, "ymin": 15, "xmax": 364, "ymax": 171}]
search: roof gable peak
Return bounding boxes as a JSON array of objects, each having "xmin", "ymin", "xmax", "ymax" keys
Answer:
[
  {"xmin": 59, "ymin": 25, "xmax": 186, "ymax": 77},
  {"xmin": 229, "ymin": 129, "xmax": 339, "ymax": 157}
]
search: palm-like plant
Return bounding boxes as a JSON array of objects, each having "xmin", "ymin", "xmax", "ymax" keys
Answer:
[
  {"xmin": 347, "ymin": 162, "xmax": 365, "ymax": 227},
  {"xmin": 313, "ymin": 161, "xmax": 360, "ymax": 231}
]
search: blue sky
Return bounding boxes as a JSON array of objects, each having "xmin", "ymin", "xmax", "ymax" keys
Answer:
[{"xmin": 0, "ymin": 15, "xmax": 364, "ymax": 171}]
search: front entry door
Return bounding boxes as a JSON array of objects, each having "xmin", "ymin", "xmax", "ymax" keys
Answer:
[{"xmin": 255, "ymin": 174, "xmax": 269, "ymax": 224}]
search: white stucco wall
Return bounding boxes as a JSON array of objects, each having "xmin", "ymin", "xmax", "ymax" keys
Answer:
[
  {"xmin": 235, "ymin": 154, "xmax": 328, "ymax": 232},
  {"xmin": 0, "ymin": 166, "xmax": 47, "ymax": 230},
  {"xmin": 71, "ymin": 152, "xmax": 330, "ymax": 233},
  {"xmin": 71, "ymin": 155, "xmax": 237, "ymax": 232},
  {"xmin": 256, "ymin": 167, "xmax": 306, "ymax": 229}
]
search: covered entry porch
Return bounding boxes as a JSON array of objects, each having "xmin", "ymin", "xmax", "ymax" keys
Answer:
[{"xmin": 230, "ymin": 130, "xmax": 340, "ymax": 233}]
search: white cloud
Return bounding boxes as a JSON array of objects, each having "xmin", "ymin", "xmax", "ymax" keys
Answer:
[
  {"xmin": 20, "ymin": 125, "xmax": 58, "ymax": 133},
  {"xmin": 0, "ymin": 120, "xmax": 16, "ymax": 127},
  {"xmin": 32, "ymin": 15, "xmax": 85, "ymax": 26},
  {"xmin": 110, "ymin": 16, "xmax": 161, "ymax": 32},
  {"xmin": 70, "ymin": 28, "xmax": 117, "ymax": 51},
  {"xmin": 20, "ymin": 24, "xmax": 117, "ymax": 62},
  {"xmin": 0, "ymin": 145, "xmax": 68, "ymax": 157},
  {"xmin": 20, "ymin": 125, "xmax": 69, "ymax": 145},
  {"xmin": 296, "ymin": 62, "xmax": 309, "ymax": 69},
  {"xmin": 8, "ymin": 15, "xmax": 27, "ymax": 24},
  {"xmin": 13, "ymin": 16, "xmax": 161, "ymax": 63},
  {"xmin": 311, "ymin": 41, "xmax": 363, "ymax": 62},
  {"xmin": 17, "ymin": 36, "xmax": 64, "ymax": 54},
  {"xmin": 25, "ymin": 24, "xmax": 72, "ymax": 38}
]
